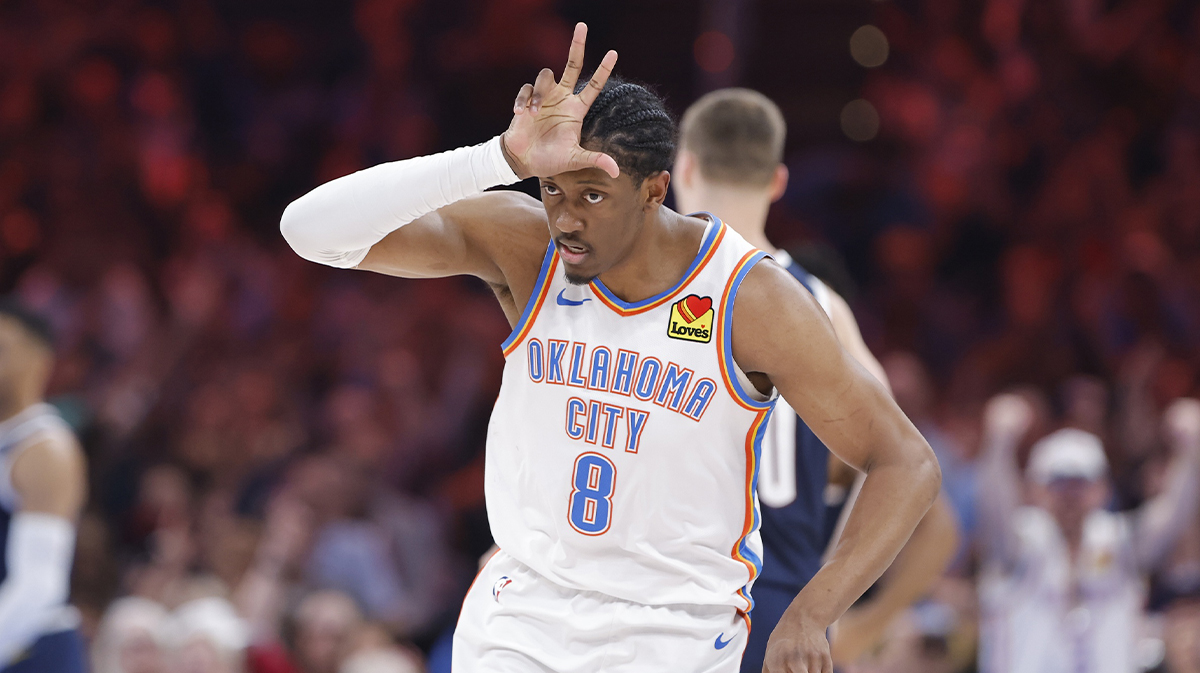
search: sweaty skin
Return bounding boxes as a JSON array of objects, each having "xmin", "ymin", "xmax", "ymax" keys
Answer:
[
  {"xmin": 327, "ymin": 24, "xmax": 939, "ymax": 673},
  {"xmin": 673, "ymin": 142, "xmax": 959, "ymax": 664}
]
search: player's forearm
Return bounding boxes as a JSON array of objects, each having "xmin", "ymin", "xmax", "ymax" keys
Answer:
[
  {"xmin": 0, "ymin": 513, "xmax": 75, "ymax": 663},
  {"xmin": 280, "ymin": 135, "xmax": 519, "ymax": 268},
  {"xmin": 789, "ymin": 445, "xmax": 940, "ymax": 629}
]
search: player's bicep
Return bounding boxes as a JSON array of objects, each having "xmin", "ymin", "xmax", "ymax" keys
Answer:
[
  {"xmin": 732, "ymin": 263, "xmax": 903, "ymax": 473},
  {"xmin": 359, "ymin": 191, "xmax": 547, "ymax": 283},
  {"xmin": 10, "ymin": 437, "xmax": 86, "ymax": 520}
]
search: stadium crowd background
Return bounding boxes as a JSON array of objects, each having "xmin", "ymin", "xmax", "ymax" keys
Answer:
[{"xmin": 1, "ymin": 0, "xmax": 1200, "ymax": 671}]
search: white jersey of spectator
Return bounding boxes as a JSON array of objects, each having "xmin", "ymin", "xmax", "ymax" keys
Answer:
[
  {"xmin": 978, "ymin": 404, "xmax": 1200, "ymax": 673},
  {"xmin": 484, "ymin": 216, "xmax": 775, "ymax": 612},
  {"xmin": 978, "ymin": 506, "xmax": 1142, "ymax": 673}
]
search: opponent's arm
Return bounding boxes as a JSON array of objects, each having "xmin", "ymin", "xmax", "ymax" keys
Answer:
[
  {"xmin": 819, "ymin": 289, "xmax": 957, "ymax": 664},
  {"xmin": 830, "ymin": 494, "xmax": 958, "ymax": 664},
  {"xmin": 1132, "ymin": 399, "xmax": 1200, "ymax": 572},
  {"xmin": 281, "ymin": 24, "xmax": 619, "ymax": 289},
  {"xmin": 824, "ymin": 289, "xmax": 889, "ymax": 393},
  {"xmin": 732, "ymin": 262, "xmax": 940, "ymax": 673},
  {"xmin": 0, "ymin": 434, "xmax": 86, "ymax": 664},
  {"xmin": 976, "ymin": 394, "xmax": 1034, "ymax": 567}
]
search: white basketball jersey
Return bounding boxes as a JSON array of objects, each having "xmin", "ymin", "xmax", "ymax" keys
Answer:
[{"xmin": 486, "ymin": 216, "xmax": 776, "ymax": 612}]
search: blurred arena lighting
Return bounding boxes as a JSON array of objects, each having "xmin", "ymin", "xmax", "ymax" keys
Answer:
[
  {"xmin": 850, "ymin": 25, "xmax": 889, "ymax": 68},
  {"xmin": 840, "ymin": 99, "xmax": 880, "ymax": 141},
  {"xmin": 694, "ymin": 30, "xmax": 735, "ymax": 74}
]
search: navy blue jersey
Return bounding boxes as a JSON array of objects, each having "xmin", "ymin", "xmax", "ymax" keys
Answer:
[
  {"xmin": 755, "ymin": 259, "xmax": 841, "ymax": 591},
  {"xmin": 742, "ymin": 258, "xmax": 846, "ymax": 673}
]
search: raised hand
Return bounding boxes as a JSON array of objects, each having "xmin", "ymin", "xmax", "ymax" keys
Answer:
[
  {"xmin": 501, "ymin": 23, "xmax": 620, "ymax": 180},
  {"xmin": 1163, "ymin": 398, "xmax": 1200, "ymax": 455},
  {"xmin": 984, "ymin": 393, "xmax": 1035, "ymax": 444}
]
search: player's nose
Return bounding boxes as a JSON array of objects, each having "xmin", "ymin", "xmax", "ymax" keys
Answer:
[{"xmin": 553, "ymin": 211, "xmax": 585, "ymax": 234}]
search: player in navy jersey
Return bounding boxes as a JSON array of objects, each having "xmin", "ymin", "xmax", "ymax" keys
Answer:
[
  {"xmin": 0, "ymin": 299, "xmax": 87, "ymax": 673},
  {"xmin": 673, "ymin": 88, "xmax": 959, "ymax": 672}
]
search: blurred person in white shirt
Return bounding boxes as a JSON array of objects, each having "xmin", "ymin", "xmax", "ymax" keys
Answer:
[
  {"xmin": 170, "ymin": 597, "xmax": 248, "ymax": 673},
  {"xmin": 92, "ymin": 597, "xmax": 172, "ymax": 673},
  {"xmin": 977, "ymin": 394, "xmax": 1200, "ymax": 673}
]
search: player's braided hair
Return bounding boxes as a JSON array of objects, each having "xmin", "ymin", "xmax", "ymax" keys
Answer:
[{"xmin": 575, "ymin": 77, "xmax": 677, "ymax": 184}]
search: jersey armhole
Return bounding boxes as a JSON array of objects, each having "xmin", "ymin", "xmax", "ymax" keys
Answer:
[
  {"xmin": 716, "ymin": 250, "xmax": 777, "ymax": 411},
  {"xmin": 501, "ymin": 242, "xmax": 558, "ymax": 357}
]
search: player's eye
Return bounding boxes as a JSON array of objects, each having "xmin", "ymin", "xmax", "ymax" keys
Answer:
[
  {"xmin": 542, "ymin": 184, "xmax": 561, "ymax": 196},
  {"xmin": 585, "ymin": 193, "xmax": 604, "ymax": 204}
]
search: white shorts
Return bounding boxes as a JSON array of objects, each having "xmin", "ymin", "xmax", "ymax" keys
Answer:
[{"xmin": 452, "ymin": 549, "xmax": 750, "ymax": 673}]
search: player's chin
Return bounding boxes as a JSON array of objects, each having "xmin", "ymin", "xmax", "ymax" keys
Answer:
[{"xmin": 564, "ymin": 265, "xmax": 598, "ymax": 286}]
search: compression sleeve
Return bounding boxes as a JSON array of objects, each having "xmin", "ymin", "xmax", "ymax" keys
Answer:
[
  {"xmin": 280, "ymin": 135, "xmax": 521, "ymax": 268},
  {"xmin": 0, "ymin": 513, "xmax": 75, "ymax": 665}
]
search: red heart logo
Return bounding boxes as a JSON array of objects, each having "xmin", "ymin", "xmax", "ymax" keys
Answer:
[{"xmin": 679, "ymin": 295, "xmax": 712, "ymax": 323}]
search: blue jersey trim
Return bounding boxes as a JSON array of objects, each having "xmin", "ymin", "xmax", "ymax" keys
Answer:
[
  {"xmin": 719, "ymin": 250, "xmax": 774, "ymax": 411},
  {"xmin": 736, "ymin": 403, "xmax": 773, "ymax": 612},
  {"xmin": 589, "ymin": 216, "xmax": 723, "ymax": 311},
  {"xmin": 500, "ymin": 241, "xmax": 557, "ymax": 355}
]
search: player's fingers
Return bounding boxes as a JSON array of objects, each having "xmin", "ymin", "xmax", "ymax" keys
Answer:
[
  {"xmin": 530, "ymin": 68, "xmax": 556, "ymax": 114},
  {"xmin": 559, "ymin": 22, "xmax": 587, "ymax": 91},
  {"xmin": 577, "ymin": 49, "xmax": 618, "ymax": 107},
  {"xmin": 513, "ymin": 83, "xmax": 534, "ymax": 114},
  {"xmin": 573, "ymin": 148, "xmax": 619, "ymax": 179}
]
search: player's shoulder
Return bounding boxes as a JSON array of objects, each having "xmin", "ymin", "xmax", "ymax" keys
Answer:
[
  {"xmin": 735, "ymin": 257, "xmax": 822, "ymax": 319},
  {"xmin": 464, "ymin": 190, "xmax": 550, "ymax": 260}
]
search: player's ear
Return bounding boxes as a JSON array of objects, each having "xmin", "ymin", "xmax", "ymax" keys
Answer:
[
  {"xmin": 769, "ymin": 164, "xmax": 789, "ymax": 203},
  {"xmin": 643, "ymin": 170, "xmax": 671, "ymax": 209}
]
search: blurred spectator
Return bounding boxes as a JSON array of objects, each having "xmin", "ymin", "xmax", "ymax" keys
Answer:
[
  {"xmin": 92, "ymin": 597, "xmax": 171, "ymax": 673},
  {"xmin": 291, "ymin": 591, "xmax": 363, "ymax": 673},
  {"xmin": 976, "ymin": 395, "xmax": 1200, "ymax": 673},
  {"xmin": 170, "ymin": 597, "xmax": 249, "ymax": 673}
]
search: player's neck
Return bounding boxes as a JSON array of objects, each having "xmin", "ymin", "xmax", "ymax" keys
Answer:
[
  {"xmin": 682, "ymin": 182, "xmax": 776, "ymax": 255},
  {"xmin": 595, "ymin": 207, "xmax": 704, "ymax": 303}
]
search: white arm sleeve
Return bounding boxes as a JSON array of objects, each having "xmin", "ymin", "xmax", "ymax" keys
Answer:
[
  {"xmin": 280, "ymin": 135, "xmax": 521, "ymax": 268},
  {"xmin": 0, "ymin": 513, "xmax": 75, "ymax": 664}
]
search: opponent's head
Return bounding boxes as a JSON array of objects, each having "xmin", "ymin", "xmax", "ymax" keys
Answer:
[
  {"xmin": 542, "ymin": 77, "xmax": 677, "ymax": 284},
  {"xmin": 1026, "ymin": 428, "xmax": 1111, "ymax": 537},
  {"xmin": 673, "ymin": 88, "xmax": 789, "ymax": 215},
  {"xmin": 0, "ymin": 297, "xmax": 54, "ymax": 409}
]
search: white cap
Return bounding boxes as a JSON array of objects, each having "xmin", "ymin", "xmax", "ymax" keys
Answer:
[{"xmin": 1026, "ymin": 428, "xmax": 1108, "ymax": 484}]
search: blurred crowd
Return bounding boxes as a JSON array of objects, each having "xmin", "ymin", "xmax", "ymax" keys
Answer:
[{"xmin": 0, "ymin": 0, "xmax": 1199, "ymax": 671}]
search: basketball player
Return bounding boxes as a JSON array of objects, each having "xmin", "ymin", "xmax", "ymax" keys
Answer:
[
  {"xmin": 0, "ymin": 299, "xmax": 88, "ymax": 673},
  {"xmin": 282, "ymin": 24, "xmax": 940, "ymax": 673},
  {"xmin": 672, "ymin": 89, "xmax": 959, "ymax": 671}
]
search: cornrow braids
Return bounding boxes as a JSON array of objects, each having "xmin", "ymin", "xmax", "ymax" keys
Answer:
[{"xmin": 575, "ymin": 77, "xmax": 677, "ymax": 184}]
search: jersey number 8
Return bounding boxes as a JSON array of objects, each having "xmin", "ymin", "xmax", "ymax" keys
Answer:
[{"xmin": 568, "ymin": 452, "xmax": 616, "ymax": 535}]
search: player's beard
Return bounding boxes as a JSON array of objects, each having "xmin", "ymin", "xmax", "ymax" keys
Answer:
[{"xmin": 564, "ymin": 270, "xmax": 596, "ymax": 285}]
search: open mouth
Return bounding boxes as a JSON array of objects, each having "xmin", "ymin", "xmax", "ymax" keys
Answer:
[{"xmin": 557, "ymin": 240, "xmax": 590, "ymax": 264}]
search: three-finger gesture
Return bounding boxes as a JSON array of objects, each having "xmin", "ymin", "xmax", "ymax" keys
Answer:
[{"xmin": 501, "ymin": 23, "xmax": 620, "ymax": 180}]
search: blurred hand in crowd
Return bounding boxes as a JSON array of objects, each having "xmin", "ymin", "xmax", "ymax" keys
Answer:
[{"xmin": 982, "ymin": 393, "xmax": 1035, "ymax": 445}]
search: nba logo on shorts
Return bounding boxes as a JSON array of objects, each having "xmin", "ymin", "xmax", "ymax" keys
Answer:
[
  {"xmin": 492, "ymin": 576, "xmax": 513, "ymax": 602},
  {"xmin": 667, "ymin": 294, "xmax": 714, "ymax": 343}
]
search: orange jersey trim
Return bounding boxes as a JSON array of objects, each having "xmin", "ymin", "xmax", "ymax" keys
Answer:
[{"xmin": 589, "ymin": 224, "xmax": 727, "ymax": 317}]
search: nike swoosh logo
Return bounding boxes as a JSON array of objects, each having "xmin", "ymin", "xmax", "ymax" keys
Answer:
[
  {"xmin": 714, "ymin": 633, "xmax": 733, "ymax": 650},
  {"xmin": 556, "ymin": 289, "xmax": 592, "ymax": 306}
]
